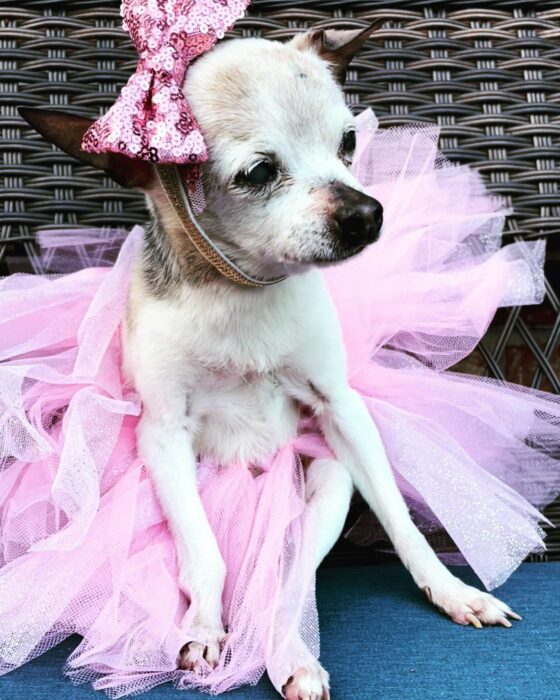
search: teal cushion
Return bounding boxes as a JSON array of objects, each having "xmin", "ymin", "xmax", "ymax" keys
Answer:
[{"xmin": 2, "ymin": 563, "xmax": 558, "ymax": 699}]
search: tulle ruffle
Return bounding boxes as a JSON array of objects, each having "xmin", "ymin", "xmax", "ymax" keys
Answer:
[{"xmin": 1, "ymin": 110, "xmax": 559, "ymax": 696}]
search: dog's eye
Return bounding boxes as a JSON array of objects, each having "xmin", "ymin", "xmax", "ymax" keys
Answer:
[
  {"xmin": 341, "ymin": 129, "xmax": 357, "ymax": 155},
  {"xmin": 243, "ymin": 160, "xmax": 277, "ymax": 186}
]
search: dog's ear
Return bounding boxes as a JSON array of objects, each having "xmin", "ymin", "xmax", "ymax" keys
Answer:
[
  {"xmin": 18, "ymin": 107, "xmax": 154, "ymax": 189},
  {"xmin": 291, "ymin": 21, "xmax": 382, "ymax": 84}
]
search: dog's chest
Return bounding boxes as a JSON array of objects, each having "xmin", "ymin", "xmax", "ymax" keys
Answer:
[
  {"xmin": 127, "ymin": 270, "xmax": 332, "ymax": 465},
  {"xmin": 189, "ymin": 368, "xmax": 300, "ymax": 464},
  {"xmin": 182, "ymin": 284, "xmax": 312, "ymax": 463}
]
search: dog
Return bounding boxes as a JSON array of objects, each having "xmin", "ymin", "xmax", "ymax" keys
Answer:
[{"xmin": 21, "ymin": 24, "xmax": 519, "ymax": 700}]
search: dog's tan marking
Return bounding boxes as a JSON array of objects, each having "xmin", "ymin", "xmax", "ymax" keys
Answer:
[{"xmin": 146, "ymin": 179, "xmax": 222, "ymax": 288}]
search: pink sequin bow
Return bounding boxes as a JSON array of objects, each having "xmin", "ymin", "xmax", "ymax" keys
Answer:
[{"xmin": 82, "ymin": 0, "xmax": 251, "ymax": 164}]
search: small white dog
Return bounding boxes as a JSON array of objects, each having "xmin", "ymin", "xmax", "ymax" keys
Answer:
[{"xmin": 22, "ymin": 25, "xmax": 519, "ymax": 700}]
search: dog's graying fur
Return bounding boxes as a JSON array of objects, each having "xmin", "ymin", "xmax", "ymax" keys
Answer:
[{"xmin": 21, "ymin": 25, "xmax": 520, "ymax": 700}]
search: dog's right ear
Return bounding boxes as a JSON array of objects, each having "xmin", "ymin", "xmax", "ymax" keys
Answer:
[
  {"xmin": 18, "ymin": 108, "xmax": 154, "ymax": 189},
  {"xmin": 291, "ymin": 21, "xmax": 382, "ymax": 84}
]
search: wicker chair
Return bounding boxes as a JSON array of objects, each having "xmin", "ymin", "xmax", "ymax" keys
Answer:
[{"xmin": 1, "ymin": 0, "xmax": 559, "ymax": 564}]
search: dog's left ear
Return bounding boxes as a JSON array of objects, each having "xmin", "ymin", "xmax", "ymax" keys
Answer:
[
  {"xmin": 291, "ymin": 20, "xmax": 383, "ymax": 84},
  {"xmin": 18, "ymin": 107, "xmax": 154, "ymax": 189}
]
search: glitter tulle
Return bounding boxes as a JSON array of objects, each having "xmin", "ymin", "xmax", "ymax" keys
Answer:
[{"xmin": 1, "ymin": 110, "xmax": 559, "ymax": 696}]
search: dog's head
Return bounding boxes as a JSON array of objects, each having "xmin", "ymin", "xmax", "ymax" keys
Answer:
[
  {"xmin": 19, "ymin": 25, "xmax": 383, "ymax": 283},
  {"xmin": 186, "ymin": 28, "xmax": 383, "ymax": 278}
]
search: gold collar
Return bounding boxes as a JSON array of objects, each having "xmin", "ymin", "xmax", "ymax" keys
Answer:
[{"xmin": 156, "ymin": 165, "xmax": 287, "ymax": 288}]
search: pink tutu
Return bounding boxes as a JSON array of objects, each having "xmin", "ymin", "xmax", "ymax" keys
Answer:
[{"xmin": 1, "ymin": 110, "xmax": 559, "ymax": 697}]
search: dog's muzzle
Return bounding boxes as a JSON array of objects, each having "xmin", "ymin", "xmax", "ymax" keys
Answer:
[{"xmin": 330, "ymin": 183, "xmax": 383, "ymax": 248}]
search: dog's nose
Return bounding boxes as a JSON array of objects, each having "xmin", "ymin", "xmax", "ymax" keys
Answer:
[
  {"xmin": 331, "ymin": 184, "xmax": 383, "ymax": 246},
  {"xmin": 334, "ymin": 201, "xmax": 383, "ymax": 243}
]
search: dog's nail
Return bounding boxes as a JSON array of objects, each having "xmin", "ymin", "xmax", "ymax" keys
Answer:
[
  {"xmin": 498, "ymin": 618, "xmax": 512, "ymax": 628},
  {"xmin": 508, "ymin": 611, "xmax": 522, "ymax": 621},
  {"xmin": 465, "ymin": 613, "xmax": 483, "ymax": 628},
  {"xmin": 422, "ymin": 586, "xmax": 433, "ymax": 604}
]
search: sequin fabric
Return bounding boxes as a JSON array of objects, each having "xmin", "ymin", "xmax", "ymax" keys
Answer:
[{"xmin": 82, "ymin": 0, "xmax": 251, "ymax": 163}]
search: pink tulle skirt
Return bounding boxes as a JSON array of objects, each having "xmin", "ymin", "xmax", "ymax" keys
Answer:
[{"xmin": 1, "ymin": 110, "xmax": 559, "ymax": 697}]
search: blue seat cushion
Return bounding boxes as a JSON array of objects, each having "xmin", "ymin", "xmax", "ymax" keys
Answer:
[{"xmin": 2, "ymin": 563, "xmax": 558, "ymax": 699}]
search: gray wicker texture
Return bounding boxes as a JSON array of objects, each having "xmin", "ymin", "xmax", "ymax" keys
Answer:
[{"xmin": 1, "ymin": 1, "xmax": 559, "ymax": 563}]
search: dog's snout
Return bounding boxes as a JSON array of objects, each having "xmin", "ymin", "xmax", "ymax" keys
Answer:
[{"xmin": 331, "ymin": 183, "xmax": 383, "ymax": 247}]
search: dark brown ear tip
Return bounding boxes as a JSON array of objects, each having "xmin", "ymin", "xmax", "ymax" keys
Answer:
[
  {"xmin": 18, "ymin": 107, "xmax": 65, "ymax": 130},
  {"xmin": 18, "ymin": 106, "xmax": 39, "ymax": 124},
  {"xmin": 351, "ymin": 19, "xmax": 385, "ymax": 42},
  {"xmin": 360, "ymin": 18, "xmax": 385, "ymax": 38},
  {"xmin": 17, "ymin": 107, "xmax": 57, "ymax": 137},
  {"xmin": 18, "ymin": 107, "xmax": 58, "ymax": 136}
]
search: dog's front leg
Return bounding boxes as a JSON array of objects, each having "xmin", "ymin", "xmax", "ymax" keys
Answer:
[
  {"xmin": 271, "ymin": 458, "xmax": 352, "ymax": 700},
  {"xmin": 317, "ymin": 385, "xmax": 519, "ymax": 628},
  {"xmin": 135, "ymin": 375, "xmax": 226, "ymax": 670}
]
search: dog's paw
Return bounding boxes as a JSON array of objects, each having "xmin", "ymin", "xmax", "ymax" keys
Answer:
[
  {"xmin": 178, "ymin": 628, "xmax": 226, "ymax": 673},
  {"xmin": 282, "ymin": 662, "xmax": 330, "ymax": 700},
  {"xmin": 423, "ymin": 578, "xmax": 522, "ymax": 628}
]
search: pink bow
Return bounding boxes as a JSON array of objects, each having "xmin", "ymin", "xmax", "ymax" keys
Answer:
[{"xmin": 82, "ymin": 0, "xmax": 250, "ymax": 164}]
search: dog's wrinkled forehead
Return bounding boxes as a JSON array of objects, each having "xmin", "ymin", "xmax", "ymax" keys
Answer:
[{"xmin": 185, "ymin": 38, "xmax": 352, "ymax": 174}]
